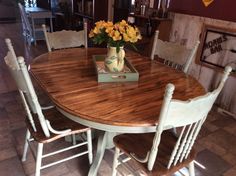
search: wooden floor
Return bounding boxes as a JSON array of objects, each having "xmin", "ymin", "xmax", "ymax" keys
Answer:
[{"xmin": 0, "ymin": 23, "xmax": 236, "ymax": 176}]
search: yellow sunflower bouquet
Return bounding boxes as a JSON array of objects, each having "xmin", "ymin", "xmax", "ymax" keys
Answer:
[{"xmin": 89, "ymin": 20, "xmax": 142, "ymax": 52}]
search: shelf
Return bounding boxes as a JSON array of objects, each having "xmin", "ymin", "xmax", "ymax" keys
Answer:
[
  {"xmin": 74, "ymin": 12, "xmax": 93, "ymax": 20},
  {"xmin": 73, "ymin": 0, "xmax": 108, "ymax": 23},
  {"xmin": 129, "ymin": 13, "xmax": 171, "ymax": 21}
]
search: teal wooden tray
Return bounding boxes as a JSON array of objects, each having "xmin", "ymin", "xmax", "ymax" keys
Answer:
[{"xmin": 93, "ymin": 55, "xmax": 139, "ymax": 82}]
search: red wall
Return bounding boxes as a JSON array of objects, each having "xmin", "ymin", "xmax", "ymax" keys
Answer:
[{"xmin": 169, "ymin": 0, "xmax": 236, "ymax": 22}]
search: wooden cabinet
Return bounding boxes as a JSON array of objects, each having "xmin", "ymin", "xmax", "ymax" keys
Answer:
[
  {"xmin": 128, "ymin": 13, "xmax": 172, "ymax": 56},
  {"xmin": 111, "ymin": 0, "xmax": 172, "ymax": 56},
  {"xmin": 73, "ymin": 0, "xmax": 108, "ymax": 24},
  {"xmin": 129, "ymin": 13, "xmax": 171, "ymax": 39},
  {"xmin": 113, "ymin": 0, "xmax": 132, "ymax": 23},
  {"xmin": 129, "ymin": 0, "xmax": 172, "ymax": 39},
  {"xmin": 37, "ymin": 0, "xmax": 108, "ymax": 30}
]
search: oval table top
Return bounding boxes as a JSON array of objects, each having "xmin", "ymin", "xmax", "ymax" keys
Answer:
[{"xmin": 30, "ymin": 48, "xmax": 205, "ymax": 130}]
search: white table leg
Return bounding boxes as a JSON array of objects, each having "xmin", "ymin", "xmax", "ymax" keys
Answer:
[{"xmin": 88, "ymin": 131, "xmax": 108, "ymax": 176}]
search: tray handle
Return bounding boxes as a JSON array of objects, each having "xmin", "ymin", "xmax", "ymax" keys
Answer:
[{"xmin": 111, "ymin": 75, "xmax": 127, "ymax": 80}]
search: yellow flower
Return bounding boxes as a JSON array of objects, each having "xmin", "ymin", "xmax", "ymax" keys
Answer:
[
  {"xmin": 118, "ymin": 25, "xmax": 125, "ymax": 34},
  {"xmin": 89, "ymin": 20, "xmax": 141, "ymax": 45},
  {"xmin": 105, "ymin": 21, "xmax": 113, "ymax": 28},
  {"xmin": 89, "ymin": 30, "xmax": 94, "ymax": 38},
  {"xmin": 105, "ymin": 26, "xmax": 114, "ymax": 34},
  {"xmin": 95, "ymin": 20, "xmax": 105, "ymax": 28},
  {"xmin": 135, "ymin": 27, "xmax": 142, "ymax": 40},
  {"xmin": 112, "ymin": 30, "xmax": 122, "ymax": 41},
  {"xmin": 108, "ymin": 30, "xmax": 114, "ymax": 38},
  {"xmin": 123, "ymin": 33, "xmax": 130, "ymax": 42},
  {"xmin": 93, "ymin": 27, "xmax": 101, "ymax": 34},
  {"xmin": 127, "ymin": 26, "xmax": 136, "ymax": 37}
]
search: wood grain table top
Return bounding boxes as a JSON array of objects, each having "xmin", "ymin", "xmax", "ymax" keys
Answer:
[{"xmin": 30, "ymin": 48, "xmax": 205, "ymax": 128}]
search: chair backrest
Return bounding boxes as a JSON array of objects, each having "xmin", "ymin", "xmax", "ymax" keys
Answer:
[
  {"xmin": 18, "ymin": 3, "xmax": 32, "ymax": 37},
  {"xmin": 147, "ymin": 66, "xmax": 232, "ymax": 171},
  {"xmin": 4, "ymin": 39, "xmax": 50, "ymax": 137},
  {"xmin": 42, "ymin": 22, "xmax": 88, "ymax": 52},
  {"xmin": 150, "ymin": 30, "xmax": 200, "ymax": 73}
]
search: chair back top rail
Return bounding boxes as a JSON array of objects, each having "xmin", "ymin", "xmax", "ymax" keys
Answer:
[
  {"xmin": 42, "ymin": 22, "xmax": 87, "ymax": 52},
  {"xmin": 150, "ymin": 30, "xmax": 200, "ymax": 73}
]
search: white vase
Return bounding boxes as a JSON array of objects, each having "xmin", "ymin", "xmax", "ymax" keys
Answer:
[{"xmin": 105, "ymin": 46, "xmax": 125, "ymax": 72}]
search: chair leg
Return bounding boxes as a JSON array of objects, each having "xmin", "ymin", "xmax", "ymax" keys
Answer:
[
  {"xmin": 87, "ymin": 129, "xmax": 93, "ymax": 164},
  {"xmin": 22, "ymin": 129, "xmax": 31, "ymax": 162},
  {"xmin": 112, "ymin": 147, "xmax": 120, "ymax": 176},
  {"xmin": 188, "ymin": 161, "xmax": 195, "ymax": 176},
  {"xmin": 72, "ymin": 134, "xmax": 76, "ymax": 145},
  {"xmin": 35, "ymin": 143, "xmax": 44, "ymax": 176}
]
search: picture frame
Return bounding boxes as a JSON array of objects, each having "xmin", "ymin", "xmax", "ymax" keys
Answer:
[{"xmin": 197, "ymin": 24, "xmax": 236, "ymax": 74}]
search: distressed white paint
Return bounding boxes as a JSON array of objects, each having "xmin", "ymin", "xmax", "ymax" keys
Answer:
[
  {"xmin": 42, "ymin": 22, "xmax": 87, "ymax": 52},
  {"xmin": 150, "ymin": 30, "xmax": 200, "ymax": 73},
  {"xmin": 112, "ymin": 66, "xmax": 232, "ymax": 175},
  {"xmin": 4, "ymin": 39, "xmax": 93, "ymax": 176}
]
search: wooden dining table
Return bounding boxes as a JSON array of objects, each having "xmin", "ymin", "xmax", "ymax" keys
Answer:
[{"xmin": 30, "ymin": 48, "xmax": 205, "ymax": 176}]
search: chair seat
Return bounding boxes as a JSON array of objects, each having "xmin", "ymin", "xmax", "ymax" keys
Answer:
[
  {"xmin": 113, "ymin": 131, "xmax": 196, "ymax": 176},
  {"xmin": 26, "ymin": 107, "xmax": 90, "ymax": 143}
]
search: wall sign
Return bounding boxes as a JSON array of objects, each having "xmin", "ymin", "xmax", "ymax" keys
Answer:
[
  {"xmin": 202, "ymin": 0, "xmax": 214, "ymax": 7},
  {"xmin": 198, "ymin": 25, "xmax": 236, "ymax": 74},
  {"xmin": 169, "ymin": 0, "xmax": 236, "ymax": 23}
]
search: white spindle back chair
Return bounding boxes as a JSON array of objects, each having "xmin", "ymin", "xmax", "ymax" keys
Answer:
[
  {"xmin": 5, "ymin": 38, "xmax": 46, "ymax": 134},
  {"xmin": 150, "ymin": 30, "xmax": 200, "ymax": 73},
  {"xmin": 42, "ymin": 22, "xmax": 88, "ymax": 52},
  {"xmin": 4, "ymin": 38, "xmax": 93, "ymax": 176},
  {"xmin": 112, "ymin": 66, "xmax": 232, "ymax": 176}
]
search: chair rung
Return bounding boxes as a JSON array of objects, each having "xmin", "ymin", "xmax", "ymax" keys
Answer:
[
  {"xmin": 28, "ymin": 138, "xmax": 34, "ymax": 142},
  {"xmin": 117, "ymin": 157, "xmax": 131, "ymax": 166},
  {"xmin": 117, "ymin": 157, "xmax": 138, "ymax": 176},
  {"xmin": 41, "ymin": 151, "xmax": 89, "ymax": 170},
  {"xmin": 28, "ymin": 142, "xmax": 37, "ymax": 160},
  {"xmin": 42, "ymin": 141, "xmax": 88, "ymax": 158},
  {"xmin": 119, "ymin": 152, "xmax": 126, "ymax": 156},
  {"xmin": 122, "ymin": 157, "xmax": 131, "ymax": 163}
]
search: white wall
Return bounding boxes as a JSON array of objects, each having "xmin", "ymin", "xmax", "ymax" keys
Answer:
[{"xmin": 169, "ymin": 13, "xmax": 236, "ymax": 115}]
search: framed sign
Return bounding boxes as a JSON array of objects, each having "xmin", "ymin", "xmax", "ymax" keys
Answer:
[{"xmin": 198, "ymin": 25, "xmax": 236, "ymax": 74}]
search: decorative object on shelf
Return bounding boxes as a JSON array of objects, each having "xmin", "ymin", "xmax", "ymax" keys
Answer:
[
  {"xmin": 157, "ymin": 0, "xmax": 171, "ymax": 18},
  {"xmin": 89, "ymin": 20, "xmax": 142, "ymax": 72},
  {"xmin": 202, "ymin": 0, "xmax": 214, "ymax": 7},
  {"xmin": 24, "ymin": 0, "xmax": 37, "ymax": 7},
  {"xmin": 140, "ymin": 4, "xmax": 146, "ymax": 15}
]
